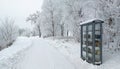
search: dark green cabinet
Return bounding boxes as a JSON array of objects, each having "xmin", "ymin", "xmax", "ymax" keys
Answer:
[{"xmin": 80, "ymin": 19, "xmax": 103, "ymax": 65}]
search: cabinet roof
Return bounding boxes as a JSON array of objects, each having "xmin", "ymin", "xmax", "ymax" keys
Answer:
[{"xmin": 80, "ymin": 18, "xmax": 104, "ymax": 25}]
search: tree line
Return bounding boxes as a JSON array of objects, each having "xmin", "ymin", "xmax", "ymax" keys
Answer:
[{"xmin": 26, "ymin": 0, "xmax": 120, "ymax": 52}]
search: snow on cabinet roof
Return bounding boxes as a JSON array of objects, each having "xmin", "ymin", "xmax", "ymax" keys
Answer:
[{"xmin": 80, "ymin": 18, "xmax": 104, "ymax": 25}]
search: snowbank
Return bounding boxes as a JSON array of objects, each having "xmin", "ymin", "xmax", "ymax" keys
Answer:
[
  {"xmin": 0, "ymin": 36, "xmax": 120, "ymax": 69},
  {"xmin": 0, "ymin": 37, "xmax": 33, "ymax": 69},
  {"xmin": 16, "ymin": 37, "xmax": 75, "ymax": 69},
  {"xmin": 45, "ymin": 37, "xmax": 120, "ymax": 69}
]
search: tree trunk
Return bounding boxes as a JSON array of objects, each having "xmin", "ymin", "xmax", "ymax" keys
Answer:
[
  {"xmin": 51, "ymin": 11, "xmax": 55, "ymax": 36},
  {"xmin": 37, "ymin": 25, "xmax": 41, "ymax": 37},
  {"xmin": 67, "ymin": 30, "xmax": 69, "ymax": 37},
  {"xmin": 52, "ymin": 21, "xmax": 54, "ymax": 36},
  {"xmin": 61, "ymin": 24, "xmax": 64, "ymax": 36}
]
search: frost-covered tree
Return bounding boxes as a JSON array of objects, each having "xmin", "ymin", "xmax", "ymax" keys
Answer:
[
  {"xmin": 28, "ymin": 0, "xmax": 120, "ymax": 52},
  {"xmin": 26, "ymin": 11, "xmax": 42, "ymax": 37},
  {"xmin": 0, "ymin": 18, "xmax": 18, "ymax": 50},
  {"xmin": 42, "ymin": 0, "xmax": 57, "ymax": 36},
  {"xmin": 26, "ymin": 11, "xmax": 40, "ymax": 24},
  {"xmin": 18, "ymin": 28, "xmax": 26, "ymax": 36},
  {"xmin": 41, "ymin": 0, "xmax": 64, "ymax": 37},
  {"xmin": 97, "ymin": 0, "xmax": 120, "ymax": 52},
  {"xmin": 42, "ymin": 0, "xmax": 55, "ymax": 36},
  {"xmin": 63, "ymin": 0, "xmax": 83, "ymax": 41}
]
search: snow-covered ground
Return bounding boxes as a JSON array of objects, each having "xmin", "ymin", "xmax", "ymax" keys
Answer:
[
  {"xmin": 45, "ymin": 37, "xmax": 120, "ymax": 69},
  {"xmin": 0, "ymin": 37, "xmax": 33, "ymax": 69},
  {"xmin": 17, "ymin": 37, "xmax": 75, "ymax": 69},
  {"xmin": 0, "ymin": 37, "xmax": 76, "ymax": 69},
  {"xmin": 0, "ymin": 36, "xmax": 120, "ymax": 69}
]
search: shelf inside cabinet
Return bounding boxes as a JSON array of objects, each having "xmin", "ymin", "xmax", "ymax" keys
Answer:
[
  {"xmin": 95, "ymin": 55, "xmax": 101, "ymax": 63},
  {"xmin": 95, "ymin": 50, "xmax": 100, "ymax": 55},
  {"xmin": 82, "ymin": 46, "xmax": 87, "ymax": 52},
  {"xmin": 88, "ymin": 52, "xmax": 92, "ymax": 57},
  {"xmin": 82, "ymin": 52, "xmax": 87, "ymax": 60},
  {"xmin": 88, "ymin": 41, "xmax": 93, "ymax": 46},
  {"xmin": 95, "ymin": 61, "xmax": 101, "ymax": 65},
  {"xmin": 87, "ymin": 47, "xmax": 93, "ymax": 54},
  {"xmin": 88, "ymin": 46, "xmax": 92, "ymax": 49},
  {"xmin": 95, "ymin": 30, "xmax": 100, "ymax": 31},
  {"xmin": 95, "ymin": 35, "xmax": 101, "ymax": 39},
  {"xmin": 95, "ymin": 47, "xmax": 100, "ymax": 50},
  {"xmin": 95, "ymin": 31, "xmax": 100, "ymax": 35},
  {"xmin": 83, "ymin": 45, "xmax": 86, "ymax": 47},
  {"xmin": 95, "ymin": 39, "xmax": 100, "ymax": 41}
]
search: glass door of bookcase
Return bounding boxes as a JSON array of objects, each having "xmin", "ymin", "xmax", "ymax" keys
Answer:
[
  {"xmin": 94, "ymin": 23, "xmax": 102, "ymax": 64},
  {"xmin": 87, "ymin": 24, "xmax": 93, "ymax": 63},
  {"xmin": 82, "ymin": 25, "xmax": 87, "ymax": 60}
]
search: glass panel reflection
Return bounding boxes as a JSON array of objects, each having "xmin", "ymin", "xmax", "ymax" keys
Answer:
[
  {"xmin": 95, "ymin": 24, "xmax": 101, "ymax": 63},
  {"xmin": 87, "ymin": 25, "xmax": 93, "ymax": 63},
  {"xmin": 82, "ymin": 26, "xmax": 87, "ymax": 60}
]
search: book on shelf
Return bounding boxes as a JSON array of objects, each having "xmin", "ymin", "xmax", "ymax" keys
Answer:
[
  {"xmin": 95, "ymin": 50, "xmax": 100, "ymax": 55},
  {"xmin": 95, "ymin": 35, "xmax": 101, "ymax": 39},
  {"xmin": 95, "ymin": 56, "xmax": 100, "ymax": 62},
  {"xmin": 95, "ymin": 40, "xmax": 100, "ymax": 46},
  {"xmin": 84, "ymin": 34, "xmax": 90, "ymax": 38},
  {"xmin": 87, "ymin": 48, "xmax": 92, "ymax": 53}
]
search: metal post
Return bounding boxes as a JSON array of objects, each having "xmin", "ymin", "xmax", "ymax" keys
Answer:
[
  {"xmin": 93, "ymin": 23, "xmax": 95, "ymax": 65},
  {"xmin": 100, "ymin": 23, "xmax": 103, "ymax": 64}
]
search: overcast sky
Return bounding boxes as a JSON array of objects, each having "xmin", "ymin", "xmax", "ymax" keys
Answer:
[{"xmin": 0, "ymin": 0, "xmax": 43, "ymax": 29}]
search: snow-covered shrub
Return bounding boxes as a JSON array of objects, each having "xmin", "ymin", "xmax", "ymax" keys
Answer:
[
  {"xmin": 18, "ymin": 28, "xmax": 26, "ymax": 36},
  {"xmin": 21, "ymin": 29, "xmax": 32, "ymax": 37},
  {"xmin": 0, "ymin": 18, "xmax": 18, "ymax": 50},
  {"xmin": 18, "ymin": 28, "xmax": 32, "ymax": 37}
]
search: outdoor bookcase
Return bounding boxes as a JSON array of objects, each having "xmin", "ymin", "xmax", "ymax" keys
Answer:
[{"xmin": 80, "ymin": 19, "xmax": 104, "ymax": 65}]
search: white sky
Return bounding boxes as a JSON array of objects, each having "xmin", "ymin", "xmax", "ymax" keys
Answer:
[{"xmin": 0, "ymin": 0, "xmax": 43, "ymax": 29}]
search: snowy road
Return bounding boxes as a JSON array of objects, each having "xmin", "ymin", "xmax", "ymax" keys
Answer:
[
  {"xmin": 1, "ymin": 37, "xmax": 120, "ymax": 69},
  {"xmin": 17, "ymin": 38, "xmax": 75, "ymax": 69}
]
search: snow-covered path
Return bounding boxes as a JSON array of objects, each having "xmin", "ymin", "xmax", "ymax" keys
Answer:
[
  {"xmin": 1, "ymin": 37, "xmax": 120, "ymax": 69},
  {"xmin": 17, "ymin": 38, "xmax": 75, "ymax": 69}
]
